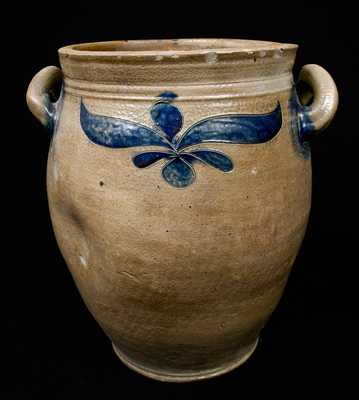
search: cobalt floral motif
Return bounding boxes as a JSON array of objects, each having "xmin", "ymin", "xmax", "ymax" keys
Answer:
[{"xmin": 80, "ymin": 92, "xmax": 283, "ymax": 188}]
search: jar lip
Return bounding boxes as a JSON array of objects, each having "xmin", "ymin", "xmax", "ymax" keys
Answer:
[
  {"xmin": 58, "ymin": 39, "xmax": 297, "ymax": 85},
  {"xmin": 59, "ymin": 38, "xmax": 298, "ymax": 59}
]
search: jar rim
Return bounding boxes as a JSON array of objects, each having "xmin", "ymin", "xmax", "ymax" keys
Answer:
[
  {"xmin": 59, "ymin": 38, "xmax": 297, "ymax": 59},
  {"xmin": 58, "ymin": 39, "xmax": 298, "ymax": 86}
]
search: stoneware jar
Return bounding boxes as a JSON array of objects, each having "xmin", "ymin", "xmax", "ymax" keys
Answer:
[{"xmin": 26, "ymin": 39, "xmax": 338, "ymax": 382}]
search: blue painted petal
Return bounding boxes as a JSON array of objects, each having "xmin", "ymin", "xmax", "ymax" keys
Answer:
[
  {"xmin": 158, "ymin": 91, "xmax": 178, "ymax": 100},
  {"xmin": 150, "ymin": 102, "xmax": 183, "ymax": 140},
  {"xmin": 161, "ymin": 157, "xmax": 195, "ymax": 188},
  {"xmin": 182, "ymin": 150, "xmax": 234, "ymax": 172},
  {"xmin": 132, "ymin": 151, "xmax": 173, "ymax": 168},
  {"xmin": 176, "ymin": 103, "xmax": 282, "ymax": 150},
  {"xmin": 80, "ymin": 99, "xmax": 171, "ymax": 149}
]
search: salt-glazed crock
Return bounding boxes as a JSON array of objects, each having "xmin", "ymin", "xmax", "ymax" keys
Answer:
[{"xmin": 26, "ymin": 39, "xmax": 338, "ymax": 382}]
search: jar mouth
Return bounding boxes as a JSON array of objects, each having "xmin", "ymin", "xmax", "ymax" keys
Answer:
[
  {"xmin": 59, "ymin": 38, "xmax": 297, "ymax": 58},
  {"xmin": 59, "ymin": 39, "xmax": 297, "ymax": 86}
]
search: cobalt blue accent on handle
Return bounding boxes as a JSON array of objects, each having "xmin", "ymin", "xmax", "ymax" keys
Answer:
[
  {"xmin": 44, "ymin": 95, "xmax": 58, "ymax": 132},
  {"xmin": 44, "ymin": 85, "xmax": 64, "ymax": 134},
  {"xmin": 49, "ymin": 85, "xmax": 65, "ymax": 135},
  {"xmin": 298, "ymin": 112, "xmax": 315, "ymax": 141},
  {"xmin": 150, "ymin": 102, "xmax": 183, "ymax": 140},
  {"xmin": 80, "ymin": 98, "xmax": 283, "ymax": 188},
  {"xmin": 80, "ymin": 100, "xmax": 172, "ymax": 149},
  {"xmin": 289, "ymin": 87, "xmax": 315, "ymax": 143},
  {"xmin": 288, "ymin": 87, "xmax": 313, "ymax": 158},
  {"xmin": 175, "ymin": 103, "xmax": 282, "ymax": 150}
]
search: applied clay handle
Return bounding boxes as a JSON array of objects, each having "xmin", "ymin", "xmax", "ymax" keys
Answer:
[
  {"xmin": 26, "ymin": 66, "xmax": 63, "ymax": 132},
  {"xmin": 298, "ymin": 64, "xmax": 339, "ymax": 134}
]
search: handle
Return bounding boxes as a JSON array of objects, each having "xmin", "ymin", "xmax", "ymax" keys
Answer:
[
  {"xmin": 296, "ymin": 64, "xmax": 338, "ymax": 140},
  {"xmin": 26, "ymin": 66, "xmax": 63, "ymax": 132}
]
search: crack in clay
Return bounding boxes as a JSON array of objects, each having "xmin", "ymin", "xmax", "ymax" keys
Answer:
[
  {"xmin": 79, "ymin": 255, "xmax": 88, "ymax": 268},
  {"xmin": 205, "ymin": 52, "xmax": 218, "ymax": 64},
  {"xmin": 119, "ymin": 270, "xmax": 141, "ymax": 283}
]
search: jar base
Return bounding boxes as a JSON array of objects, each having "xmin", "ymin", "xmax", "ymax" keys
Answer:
[{"xmin": 112, "ymin": 338, "xmax": 259, "ymax": 382}]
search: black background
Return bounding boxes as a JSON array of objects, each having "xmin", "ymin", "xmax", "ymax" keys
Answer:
[{"xmin": 4, "ymin": 6, "xmax": 358, "ymax": 399}]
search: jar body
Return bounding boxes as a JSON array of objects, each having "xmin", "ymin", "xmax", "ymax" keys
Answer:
[{"xmin": 47, "ymin": 70, "xmax": 311, "ymax": 380}]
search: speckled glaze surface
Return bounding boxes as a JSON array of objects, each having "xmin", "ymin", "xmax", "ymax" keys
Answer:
[{"xmin": 26, "ymin": 39, "xmax": 338, "ymax": 382}]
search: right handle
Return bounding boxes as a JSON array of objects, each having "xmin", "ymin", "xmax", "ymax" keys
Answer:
[{"xmin": 297, "ymin": 64, "xmax": 339, "ymax": 136}]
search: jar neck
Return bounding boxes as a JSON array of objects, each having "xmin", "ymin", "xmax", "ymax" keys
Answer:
[{"xmin": 63, "ymin": 73, "xmax": 294, "ymax": 101}]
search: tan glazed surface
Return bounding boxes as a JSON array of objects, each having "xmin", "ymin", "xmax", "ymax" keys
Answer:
[{"xmin": 26, "ymin": 39, "xmax": 338, "ymax": 381}]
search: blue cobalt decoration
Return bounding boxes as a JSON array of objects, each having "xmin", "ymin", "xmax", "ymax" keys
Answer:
[
  {"xmin": 288, "ymin": 87, "xmax": 314, "ymax": 158},
  {"xmin": 80, "ymin": 92, "xmax": 282, "ymax": 188},
  {"xmin": 150, "ymin": 102, "xmax": 183, "ymax": 139}
]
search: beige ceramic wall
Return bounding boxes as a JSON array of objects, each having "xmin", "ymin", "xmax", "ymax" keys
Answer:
[{"xmin": 27, "ymin": 40, "xmax": 338, "ymax": 381}]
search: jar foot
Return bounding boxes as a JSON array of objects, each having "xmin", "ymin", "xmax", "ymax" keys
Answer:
[{"xmin": 112, "ymin": 338, "xmax": 258, "ymax": 382}]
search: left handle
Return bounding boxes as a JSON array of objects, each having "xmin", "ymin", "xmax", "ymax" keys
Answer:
[{"xmin": 26, "ymin": 66, "xmax": 63, "ymax": 132}]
